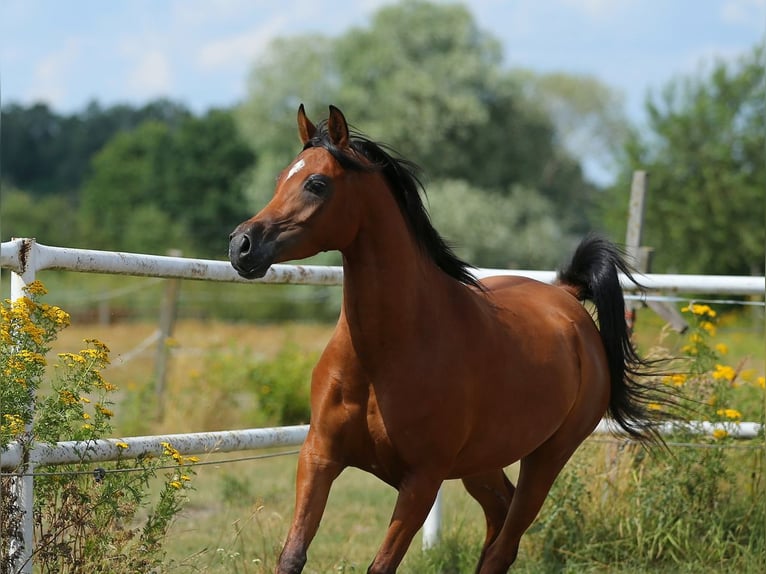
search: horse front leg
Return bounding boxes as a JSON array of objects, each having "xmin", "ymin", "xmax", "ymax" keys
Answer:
[
  {"xmin": 367, "ymin": 473, "xmax": 443, "ymax": 574},
  {"xmin": 277, "ymin": 435, "xmax": 343, "ymax": 574}
]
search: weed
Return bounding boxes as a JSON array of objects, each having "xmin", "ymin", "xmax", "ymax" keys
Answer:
[{"xmin": 1, "ymin": 282, "xmax": 195, "ymax": 573}]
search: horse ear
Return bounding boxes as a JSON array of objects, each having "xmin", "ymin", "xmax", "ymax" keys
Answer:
[
  {"xmin": 297, "ymin": 104, "xmax": 316, "ymax": 145},
  {"xmin": 327, "ymin": 105, "xmax": 349, "ymax": 148}
]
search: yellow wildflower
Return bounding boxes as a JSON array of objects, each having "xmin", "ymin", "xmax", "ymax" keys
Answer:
[
  {"xmin": 700, "ymin": 321, "xmax": 717, "ymax": 337},
  {"xmin": 169, "ymin": 481, "xmax": 183, "ymax": 489},
  {"xmin": 716, "ymin": 408, "xmax": 742, "ymax": 420},
  {"xmin": 180, "ymin": 475, "xmax": 192, "ymax": 482},
  {"xmin": 25, "ymin": 281, "xmax": 48, "ymax": 297},
  {"xmin": 712, "ymin": 364, "xmax": 736, "ymax": 382},
  {"xmin": 115, "ymin": 442, "xmax": 129, "ymax": 449},
  {"xmin": 3, "ymin": 414, "xmax": 27, "ymax": 436},
  {"xmin": 712, "ymin": 429, "xmax": 728, "ymax": 439},
  {"xmin": 82, "ymin": 413, "xmax": 91, "ymax": 420},
  {"xmin": 663, "ymin": 373, "xmax": 687, "ymax": 387},
  {"xmin": 757, "ymin": 376, "xmax": 765, "ymax": 389},
  {"xmin": 85, "ymin": 338, "xmax": 111, "ymax": 357},
  {"xmin": 714, "ymin": 343, "xmax": 728, "ymax": 356},
  {"xmin": 96, "ymin": 404, "xmax": 114, "ymax": 418},
  {"xmin": 59, "ymin": 390, "xmax": 79, "ymax": 405},
  {"xmin": 681, "ymin": 303, "xmax": 716, "ymax": 318},
  {"xmin": 185, "ymin": 455, "xmax": 200, "ymax": 463}
]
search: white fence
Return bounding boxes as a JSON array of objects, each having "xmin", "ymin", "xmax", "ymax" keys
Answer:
[{"xmin": 1, "ymin": 238, "xmax": 764, "ymax": 573}]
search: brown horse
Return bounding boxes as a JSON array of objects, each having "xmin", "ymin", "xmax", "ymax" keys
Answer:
[{"xmin": 229, "ymin": 105, "xmax": 662, "ymax": 573}]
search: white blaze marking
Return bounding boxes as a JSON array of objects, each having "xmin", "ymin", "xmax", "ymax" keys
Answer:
[{"xmin": 286, "ymin": 159, "xmax": 306, "ymax": 180}]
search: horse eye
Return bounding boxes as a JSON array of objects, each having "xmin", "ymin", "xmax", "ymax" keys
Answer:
[{"xmin": 304, "ymin": 175, "xmax": 331, "ymax": 195}]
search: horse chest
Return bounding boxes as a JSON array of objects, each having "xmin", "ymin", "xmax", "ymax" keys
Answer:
[{"xmin": 320, "ymin": 374, "xmax": 429, "ymax": 486}]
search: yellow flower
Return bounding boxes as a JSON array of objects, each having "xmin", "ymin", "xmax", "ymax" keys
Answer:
[
  {"xmin": 700, "ymin": 321, "xmax": 717, "ymax": 336},
  {"xmin": 712, "ymin": 364, "xmax": 736, "ymax": 382},
  {"xmin": 716, "ymin": 408, "xmax": 742, "ymax": 420},
  {"xmin": 3, "ymin": 414, "xmax": 26, "ymax": 436},
  {"xmin": 757, "ymin": 376, "xmax": 765, "ymax": 390},
  {"xmin": 714, "ymin": 343, "xmax": 728, "ymax": 356},
  {"xmin": 25, "ymin": 280, "xmax": 48, "ymax": 297},
  {"xmin": 185, "ymin": 455, "xmax": 200, "ymax": 463},
  {"xmin": 58, "ymin": 390, "xmax": 79, "ymax": 405},
  {"xmin": 180, "ymin": 475, "xmax": 192, "ymax": 482},
  {"xmin": 169, "ymin": 481, "xmax": 183, "ymax": 489},
  {"xmin": 115, "ymin": 442, "xmax": 129, "ymax": 449},
  {"xmin": 712, "ymin": 429, "xmax": 728, "ymax": 440},
  {"xmin": 681, "ymin": 303, "xmax": 716, "ymax": 318},
  {"xmin": 82, "ymin": 423, "xmax": 93, "ymax": 430},
  {"xmin": 82, "ymin": 413, "xmax": 91, "ymax": 420},
  {"xmin": 96, "ymin": 404, "xmax": 114, "ymax": 418},
  {"xmin": 663, "ymin": 373, "xmax": 687, "ymax": 387}
]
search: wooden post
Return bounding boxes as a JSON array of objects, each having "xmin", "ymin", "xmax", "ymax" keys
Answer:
[
  {"xmin": 625, "ymin": 171, "xmax": 648, "ymax": 332},
  {"xmin": 154, "ymin": 250, "xmax": 182, "ymax": 421},
  {"xmin": 624, "ymin": 171, "xmax": 687, "ymax": 333}
]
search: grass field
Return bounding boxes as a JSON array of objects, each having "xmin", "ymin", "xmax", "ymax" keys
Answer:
[{"xmin": 33, "ymin": 290, "xmax": 766, "ymax": 572}]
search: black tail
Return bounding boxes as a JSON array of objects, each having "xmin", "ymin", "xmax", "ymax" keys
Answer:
[{"xmin": 557, "ymin": 233, "xmax": 664, "ymax": 446}]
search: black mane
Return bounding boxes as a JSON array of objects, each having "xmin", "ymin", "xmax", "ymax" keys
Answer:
[{"xmin": 304, "ymin": 120, "xmax": 481, "ymax": 289}]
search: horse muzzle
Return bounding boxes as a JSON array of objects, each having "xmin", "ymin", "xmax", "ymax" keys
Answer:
[{"xmin": 228, "ymin": 225, "xmax": 277, "ymax": 279}]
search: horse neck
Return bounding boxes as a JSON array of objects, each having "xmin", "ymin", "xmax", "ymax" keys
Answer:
[{"xmin": 339, "ymin": 180, "xmax": 460, "ymax": 350}]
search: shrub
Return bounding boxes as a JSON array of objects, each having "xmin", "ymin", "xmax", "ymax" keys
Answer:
[
  {"xmin": 247, "ymin": 343, "xmax": 316, "ymax": 425},
  {"xmin": 523, "ymin": 303, "xmax": 766, "ymax": 572},
  {"xmin": 1, "ymin": 281, "xmax": 195, "ymax": 573}
]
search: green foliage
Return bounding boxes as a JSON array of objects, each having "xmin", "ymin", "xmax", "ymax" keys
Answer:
[
  {"xmin": 515, "ymin": 70, "xmax": 631, "ymax": 176},
  {"xmin": 1, "ymin": 282, "xmax": 195, "ymax": 573},
  {"xmin": 247, "ymin": 343, "xmax": 316, "ymax": 426},
  {"xmin": 0, "ymin": 99, "xmax": 191, "ymax": 196},
  {"xmin": 78, "ymin": 109, "xmax": 254, "ymax": 257},
  {"xmin": 404, "ymin": 527, "xmax": 482, "ymax": 574},
  {"xmin": 522, "ymin": 304, "xmax": 766, "ymax": 572},
  {"xmin": 428, "ymin": 180, "xmax": 572, "ymax": 268},
  {"xmin": 603, "ymin": 43, "xmax": 766, "ymax": 274},
  {"xmin": 0, "ymin": 188, "xmax": 79, "ymax": 247}
]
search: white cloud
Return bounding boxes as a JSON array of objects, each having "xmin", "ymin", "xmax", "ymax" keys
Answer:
[
  {"xmin": 25, "ymin": 38, "xmax": 83, "ymax": 107},
  {"xmin": 196, "ymin": 16, "xmax": 288, "ymax": 72},
  {"xmin": 127, "ymin": 49, "xmax": 173, "ymax": 97},
  {"xmin": 721, "ymin": 0, "xmax": 766, "ymax": 28}
]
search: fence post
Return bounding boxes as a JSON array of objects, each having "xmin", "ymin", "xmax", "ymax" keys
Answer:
[
  {"xmin": 5, "ymin": 239, "xmax": 38, "ymax": 574},
  {"xmin": 625, "ymin": 171, "xmax": 648, "ymax": 330},
  {"xmin": 154, "ymin": 250, "xmax": 182, "ymax": 422},
  {"xmin": 422, "ymin": 486, "xmax": 442, "ymax": 549}
]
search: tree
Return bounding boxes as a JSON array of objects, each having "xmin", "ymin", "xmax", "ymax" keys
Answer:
[
  {"xmin": 514, "ymin": 70, "xmax": 631, "ymax": 179},
  {"xmin": 239, "ymin": 0, "xmax": 599, "ymax": 259},
  {"xmin": 427, "ymin": 180, "xmax": 572, "ymax": 269},
  {"xmin": 79, "ymin": 110, "xmax": 254, "ymax": 256},
  {"xmin": 602, "ymin": 44, "xmax": 765, "ymax": 275},
  {"xmin": 1, "ymin": 187, "xmax": 77, "ymax": 247},
  {"xmin": 0, "ymin": 99, "xmax": 191, "ymax": 197}
]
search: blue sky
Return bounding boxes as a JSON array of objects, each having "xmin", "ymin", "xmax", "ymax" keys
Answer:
[{"xmin": 2, "ymin": 0, "xmax": 764, "ymax": 127}]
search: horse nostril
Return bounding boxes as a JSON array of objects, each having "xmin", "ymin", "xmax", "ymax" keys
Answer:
[{"xmin": 238, "ymin": 234, "xmax": 251, "ymax": 256}]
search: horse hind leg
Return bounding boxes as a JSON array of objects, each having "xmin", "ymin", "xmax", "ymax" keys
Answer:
[
  {"xmin": 461, "ymin": 469, "xmax": 516, "ymax": 573},
  {"xmin": 479, "ymin": 417, "xmax": 598, "ymax": 574}
]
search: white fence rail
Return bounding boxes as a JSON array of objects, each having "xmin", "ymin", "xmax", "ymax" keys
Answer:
[{"xmin": 2, "ymin": 238, "xmax": 764, "ymax": 573}]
